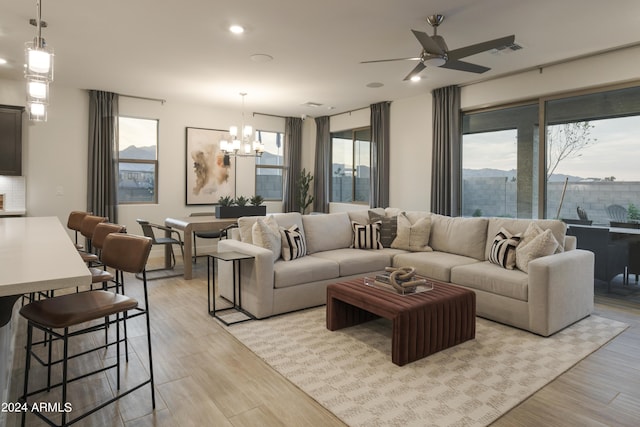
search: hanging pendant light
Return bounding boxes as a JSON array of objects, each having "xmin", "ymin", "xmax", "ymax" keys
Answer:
[
  {"xmin": 25, "ymin": 0, "xmax": 54, "ymax": 122},
  {"xmin": 220, "ymin": 93, "xmax": 265, "ymax": 157}
]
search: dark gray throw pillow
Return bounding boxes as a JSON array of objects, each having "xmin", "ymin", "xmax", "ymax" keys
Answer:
[{"xmin": 368, "ymin": 210, "xmax": 399, "ymax": 248}]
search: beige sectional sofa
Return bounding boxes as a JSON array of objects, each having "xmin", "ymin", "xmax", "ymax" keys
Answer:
[{"xmin": 217, "ymin": 209, "xmax": 594, "ymax": 336}]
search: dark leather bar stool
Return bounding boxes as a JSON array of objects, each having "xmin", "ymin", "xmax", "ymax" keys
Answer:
[
  {"xmin": 87, "ymin": 223, "xmax": 127, "ymax": 288},
  {"xmin": 78, "ymin": 215, "xmax": 108, "ymax": 264},
  {"xmin": 66, "ymin": 211, "xmax": 90, "ymax": 250},
  {"xmin": 20, "ymin": 233, "xmax": 155, "ymax": 426}
]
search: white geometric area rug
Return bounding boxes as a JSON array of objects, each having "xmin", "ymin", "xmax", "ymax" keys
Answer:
[{"xmin": 226, "ymin": 307, "xmax": 627, "ymax": 427}]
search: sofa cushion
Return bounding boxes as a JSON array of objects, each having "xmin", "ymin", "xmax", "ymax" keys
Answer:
[
  {"xmin": 488, "ymin": 227, "xmax": 521, "ymax": 270},
  {"xmin": 351, "ymin": 221, "xmax": 382, "ymax": 249},
  {"xmin": 348, "ymin": 208, "xmax": 384, "ymax": 225},
  {"xmin": 252, "ymin": 216, "xmax": 281, "ymax": 262},
  {"xmin": 451, "ymin": 261, "xmax": 529, "ymax": 301},
  {"xmin": 311, "ymin": 248, "xmax": 392, "ymax": 276},
  {"xmin": 391, "ymin": 213, "xmax": 433, "ymax": 252},
  {"xmin": 280, "ymin": 225, "xmax": 307, "ymax": 261},
  {"xmin": 430, "ymin": 215, "xmax": 488, "ymax": 260},
  {"xmin": 393, "ymin": 251, "xmax": 479, "ymax": 283},
  {"xmin": 302, "ymin": 212, "xmax": 352, "ymax": 254},
  {"xmin": 238, "ymin": 216, "xmax": 261, "ymax": 243},
  {"xmin": 238, "ymin": 212, "xmax": 305, "ymax": 244},
  {"xmin": 368, "ymin": 210, "xmax": 400, "ymax": 247},
  {"xmin": 515, "ymin": 228, "xmax": 559, "ymax": 273},
  {"xmin": 273, "ymin": 256, "xmax": 339, "ymax": 289},
  {"xmin": 485, "ymin": 218, "xmax": 567, "ymax": 259}
]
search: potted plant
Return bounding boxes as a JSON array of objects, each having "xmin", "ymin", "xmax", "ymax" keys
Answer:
[
  {"xmin": 215, "ymin": 194, "xmax": 266, "ymax": 218},
  {"xmin": 296, "ymin": 168, "xmax": 314, "ymax": 214}
]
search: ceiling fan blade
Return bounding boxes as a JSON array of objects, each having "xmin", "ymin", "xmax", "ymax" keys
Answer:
[
  {"xmin": 403, "ymin": 62, "xmax": 426, "ymax": 81},
  {"xmin": 411, "ymin": 30, "xmax": 444, "ymax": 55},
  {"xmin": 440, "ymin": 59, "xmax": 490, "ymax": 74},
  {"xmin": 447, "ymin": 35, "xmax": 515, "ymax": 60},
  {"xmin": 360, "ymin": 57, "xmax": 420, "ymax": 64}
]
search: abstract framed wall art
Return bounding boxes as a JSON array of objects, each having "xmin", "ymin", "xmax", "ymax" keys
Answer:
[{"xmin": 185, "ymin": 127, "xmax": 235, "ymax": 205}]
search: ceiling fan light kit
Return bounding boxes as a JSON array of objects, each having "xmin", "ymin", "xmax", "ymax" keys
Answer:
[{"xmin": 362, "ymin": 14, "xmax": 515, "ymax": 82}]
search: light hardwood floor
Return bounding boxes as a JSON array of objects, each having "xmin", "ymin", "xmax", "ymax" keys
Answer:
[{"xmin": 5, "ymin": 260, "xmax": 640, "ymax": 426}]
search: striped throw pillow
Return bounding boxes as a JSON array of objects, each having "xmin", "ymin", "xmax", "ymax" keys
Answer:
[
  {"xmin": 489, "ymin": 227, "xmax": 522, "ymax": 269},
  {"xmin": 280, "ymin": 225, "xmax": 307, "ymax": 261},
  {"xmin": 351, "ymin": 221, "xmax": 383, "ymax": 249}
]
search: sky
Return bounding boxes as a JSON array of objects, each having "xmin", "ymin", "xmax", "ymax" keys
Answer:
[{"xmin": 463, "ymin": 115, "xmax": 640, "ymax": 181}]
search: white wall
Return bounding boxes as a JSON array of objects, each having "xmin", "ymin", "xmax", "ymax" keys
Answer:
[
  {"xmin": 389, "ymin": 93, "xmax": 432, "ymax": 211},
  {"xmin": 461, "ymin": 45, "xmax": 640, "ymax": 109}
]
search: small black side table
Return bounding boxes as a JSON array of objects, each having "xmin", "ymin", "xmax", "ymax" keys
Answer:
[{"xmin": 206, "ymin": 251, "xmax": 255, "ymax": 325}]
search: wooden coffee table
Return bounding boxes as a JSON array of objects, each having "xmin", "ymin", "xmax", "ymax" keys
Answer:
[{"xmin": 326, "ymin": 278, "xmax": 476, "ymax": 366}]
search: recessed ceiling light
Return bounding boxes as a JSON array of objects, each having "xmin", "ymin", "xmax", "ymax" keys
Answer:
[
  {"xmin": 410, "ymin": 75, "xmax": 421, "ymax": 82},
  {"xmin": 0, "ymin": 58, "xmax": 7, "ymax": 65},
  {"xmin": 229, "ymin": 25, "xmax": 245, "ymax": 34}
]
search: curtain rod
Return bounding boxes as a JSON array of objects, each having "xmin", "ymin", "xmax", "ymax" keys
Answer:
[
  {"xmin": 119, "ymin": 93, "xmax": 167, "ymax": 105},
  {"xmin": 253, "ymin": 112, "xmax": 286, "ymax": 119},
  {"xmin": 329, "ymin": 106, "xmax": 369, "ymax": 118}
]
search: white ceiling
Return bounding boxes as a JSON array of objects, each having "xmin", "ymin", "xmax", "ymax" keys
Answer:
[{"xmin": 1, "ymin": 0, "xmax": 639, "ymax": 117}]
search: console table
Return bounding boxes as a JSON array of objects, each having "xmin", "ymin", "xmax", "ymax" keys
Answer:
[{"xmin": 206, "ymin": 251, "xmax": 255, "ymax": 326}]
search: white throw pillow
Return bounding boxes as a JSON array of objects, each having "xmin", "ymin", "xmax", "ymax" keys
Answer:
[
  {"xmin": 280, "ymin": 225, "xmax": 307, "ymax": 261},
  {"xmin": 390, "ymin": 213, "xmax": 433, "ymax": 252},
  {"xmin": 351, "ymin": 221, "xmax": 382, "ymax": 249},
  {"xmin": 252, "ymin": 216, "xmax": 281, "ymax": 262},
  {"xmin": 515, "ymin": 228, "xmax": 559, "ymax": 273},
  {"xmin": 488, "ymin": 227, "xmax": 521, "ymax": 270}
]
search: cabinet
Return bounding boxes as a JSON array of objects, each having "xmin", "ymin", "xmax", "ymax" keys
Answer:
[{"xmin": 0, "ymin": 106, "xmax": 24, "ymax": 176}]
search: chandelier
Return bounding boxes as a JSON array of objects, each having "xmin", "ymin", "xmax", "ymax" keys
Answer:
[
  {"xmin": 25, "ymin": 0, "xmax": 54, "ymax": 122},
  {"xmin": 220, "ymin": 93, "xmax": 265, "ymax": 157}
]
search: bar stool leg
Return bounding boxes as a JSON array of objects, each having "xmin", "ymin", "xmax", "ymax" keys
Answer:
[
  {"xmin": 21, "ymin": 323, "xmax": 33, "ymax": 427},
  {"xmin": 120, "ymin": 271, "xmax": 130, "ymax": 363},
  {"xmin": 61, "ymin": 328, "xmax": 69, "ymax": 427},
  {"xmin": 47, "ymin": 330, "xmax": 53, "ymax": 391},
  {"xmin": 142, "ymin": 270, "xmax": 156, "ymax": 409}
]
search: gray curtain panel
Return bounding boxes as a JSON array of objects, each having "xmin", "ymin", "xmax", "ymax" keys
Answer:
[
  {"xmin": 431, "ymin": 85, "xmax": 461, "ymax": 216},
  {"xmin": 283, "ymin": 117, "xmax": 303, "ymax": 212},
  {"xmin": 87, "ymin": 90, "xmax": 119, "ymax": 222},
  {"xmin": 370, "ymin": 101, "xmax": 391, "ymax": 208},
  {"xmin": 313, "ymin": 116, "xmax": 330, "ymax": 213}
]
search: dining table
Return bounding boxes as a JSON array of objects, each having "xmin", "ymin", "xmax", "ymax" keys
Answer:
[{"xmin": 164, "ymin": 216, "xmax": 237, "ymax": 280}]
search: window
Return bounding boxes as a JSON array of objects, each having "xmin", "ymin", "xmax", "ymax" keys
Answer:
[
  {"xmin": 331, "ymin": 127, "xmax": 371, "ymax": 204},
  {"xmin": 461, "ymin": 83, "xmax": 640, "ymax": 222},
  {"xmin": 462, "ymin": 104, "xmax": 539, "ymax": 218},
  {"xmin": 117, "ymin": 116, "xmax": 158, "ymax": 204},
  {"xmin": 544, "ymin": 85, "xmax": 640, "ymax": 224},
  {"xmin": 255, "ymin": 130, "xmax": 285, "ymax": 200}
]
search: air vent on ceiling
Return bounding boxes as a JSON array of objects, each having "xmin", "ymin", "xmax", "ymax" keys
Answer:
[
  {"xmin": 302, "ymin": 102, "xmax": 323, "ymax": 108},
  {"xmin": 490, "ymin": 42, "xmax": 523, "ymax": 54}
]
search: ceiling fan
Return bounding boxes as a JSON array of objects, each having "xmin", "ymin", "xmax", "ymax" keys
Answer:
[{"xmin": 361, "ymin": 14, "xmax": 515, "ymax": 81}]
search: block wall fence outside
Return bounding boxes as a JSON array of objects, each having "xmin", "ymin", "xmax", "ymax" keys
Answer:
[{"xmin": 463, "ymin": 178, "xmax": 640, "ymax": 224}]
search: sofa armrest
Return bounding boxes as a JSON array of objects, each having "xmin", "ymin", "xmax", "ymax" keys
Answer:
[
  {"xmin": 217, "ymin": 239, "xmax": 275, "ymax": 319},
  {"xmin": 527, "ymin": 249, "xmax": 594, "ymax": 336}
]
